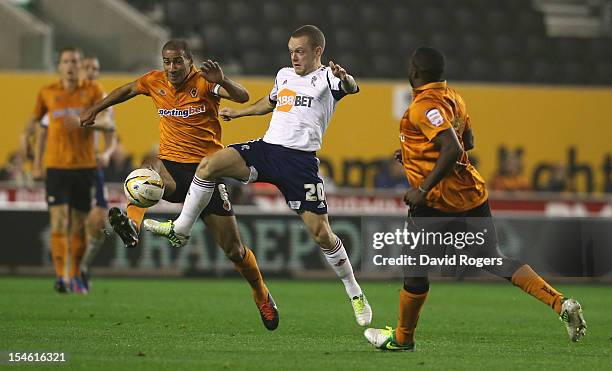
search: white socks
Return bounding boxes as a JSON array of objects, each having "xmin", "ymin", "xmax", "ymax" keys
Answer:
[
  {"xmin": 173, "ymin": 176, "xmax": 215, "ymax": 236},
  {"xmin": 321, "ymin": 237, "xmax": 362, "ymax": 298}
]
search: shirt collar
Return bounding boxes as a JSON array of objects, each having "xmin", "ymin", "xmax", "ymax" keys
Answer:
[
  {"xmin": 413, "ymin": 81, "xmax": 447, "ymax": 95},
  {"xmin": 58, "ymin": 79, "xmax": 84, "ymax": 91}
]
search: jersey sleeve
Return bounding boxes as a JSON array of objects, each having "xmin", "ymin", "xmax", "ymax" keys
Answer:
[
  {"xmin": 269, "ymin": 71, "xmax": 280, "ymax": 105},
  {"xmin": 326, "ymin": 67, "xmax": 357, "ymax": 100},
  {"xmin": 410, "ymin": 99, "xmax": 453, "ymax": 141},
  {"xmin": 203, "ymin": 79, "xmax": 223, "ymax": 98},
  {"xmin": 134, "ymin": 71, "xmax": 155, "ymax": 95},
  {"xmin": 32, "ymin": 90, "xmax": 47, "ymax": 121}
]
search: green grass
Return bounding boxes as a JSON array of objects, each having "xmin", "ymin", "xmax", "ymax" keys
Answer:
[{"xmin": 0, "ymin": 277, "xmax": 610, "ymax": 370}]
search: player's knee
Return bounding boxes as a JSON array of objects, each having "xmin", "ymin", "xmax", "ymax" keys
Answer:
[
  {"xmin": 50, "ymin": 213, "xmax": 69, "ymax": 233},
  {"xmin": 196, "ymin": 157, "xmax": 215, "ymax": 180},
  {"xmin": 403, "ymin": 277, "xmax": 429, "ymax": 294},
  {"xmin": 72, "ymin": 221, "xmax": 86, "ymax": 235},
  {"xmin": 222, "ymin": 239, "xmax": 244, "ymax": 262},
  {"xmin": 51, "ymin": 220, "xmax": 68, "ymax": 233},
  {"xmin": 484, "ymin": 257, "xmax": 523, "ymax": 282},
  {"xmin": 69, "ymin": 212, "xmax": 87, "ymax": 233},
  {"xmin": 313, "ymin": 228, "xmax": 335, "ymax": 250}
]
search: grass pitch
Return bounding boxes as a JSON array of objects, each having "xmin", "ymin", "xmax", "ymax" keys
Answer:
[{"xmin": 1, "ymin": 277, "xmax": 610, "ymax": 370}]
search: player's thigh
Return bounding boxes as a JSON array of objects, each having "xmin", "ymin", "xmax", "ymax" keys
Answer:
[
  {"xmin": 197, "ymin": 147, "xmax": 250, "ymax": 181},
  {"xmin": 226, "ymin": 140, "xmax": 277, "ymax": 184},
  {"xmin": 299, "ymin": 211, "xmax": 335, "ymax": 248},
  {"xmin": 201, "ymin": 213, "xmax": 244, "ymax": 261},
  {"xmin": 141, "ymin": 157, "xmax": 177, "ymax": 197},
  {"xmin": 86, "ymin": 206, "xmax": 107, "ymax": 240},
  {"xmin": 464, "ymin": 200, "xmax": 501, "ymax": 257},
  {"xmin": 46, "ymin": 168, "xmax": 70, "ymax": 231},
  {"xmin": 267, "ymin": 149, "xmax": 328, "ymax": 215},
  {"xmin": 69, "ymin": 169, "xmax": 95, "ymax": 214},
  {"xmin": 49, "ymin": 204, "xmax": 69, "ymax": 232}
]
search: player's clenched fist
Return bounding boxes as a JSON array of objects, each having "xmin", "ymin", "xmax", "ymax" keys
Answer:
[
  {"xmin": 219, "ymin": 107, "xmax": 238, "ymax": 121},
  {"xmin": 79, "ymin": 108, "xmax": 97, "ymax": 127},
  {"xmin": 403, "ymin": 188, "xmax": 427, "ymax": 207},
  {"xmin": 63, "ymin": 115, "xmax": 82, "ymax": 131}
]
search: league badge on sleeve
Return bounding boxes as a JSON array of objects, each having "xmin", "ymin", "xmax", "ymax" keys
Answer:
[{"xmin": 425, "ymin": 109, "xmax": 444, "ymax": 127}]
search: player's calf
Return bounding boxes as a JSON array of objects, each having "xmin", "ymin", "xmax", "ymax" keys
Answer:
[
  {"xmin": 229, "ymin": 245, "xmax": 279, "ymax": 330},
  {"xmin": 302, "ymin": 214, "xmax": 372, "ymax": 325}
]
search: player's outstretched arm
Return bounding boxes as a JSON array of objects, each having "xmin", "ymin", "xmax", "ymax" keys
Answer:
[
  {"xmin": 200, "ymin": 60, "xmax": 249, "ymax": 103},
  {"xmin": 86, "ymin": 110, "xmax": 115, "ymax": 132},
  {"xmin": 218, "ymin": 96, "xmax": 275, "ymax": 122},
  {"xmin": 329, "ymin": 61, "xmax": 359, "ymax": 94},
  {"xmin": 80, "ymin": 81, "xmax": 140, "ymax": 127}
]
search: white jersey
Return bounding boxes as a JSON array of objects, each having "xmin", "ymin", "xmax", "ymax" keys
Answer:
[{"xmin": 263, "ymin": 66, "xmax": 355, "ymax": 152}]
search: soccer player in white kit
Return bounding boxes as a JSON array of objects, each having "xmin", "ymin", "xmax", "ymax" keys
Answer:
[{"xmin": 144, "ymin": 25, "xmax": 372, "ymax": 327}]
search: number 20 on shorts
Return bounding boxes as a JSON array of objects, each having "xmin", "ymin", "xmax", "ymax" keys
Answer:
[{"xmin": 304, "ymin": 183, "xmax": 325, "ymax": 201}]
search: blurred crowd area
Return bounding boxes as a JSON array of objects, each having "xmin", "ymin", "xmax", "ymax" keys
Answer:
[
  {"xmin": 4, "ymin": 143, "xmax": 608, "ymax": 199},
  {"xmin": 6, "ymin": 0, "xmax": 612, "ymax": 84},
  {"xmin": 128, "ymin": 0, "xmax": 612, "ymax": 84}
]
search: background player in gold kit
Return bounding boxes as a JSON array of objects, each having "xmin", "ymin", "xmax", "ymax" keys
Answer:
[{"xmin": 25, "ymin": 47, "xmax": 103, "ymax": 293}]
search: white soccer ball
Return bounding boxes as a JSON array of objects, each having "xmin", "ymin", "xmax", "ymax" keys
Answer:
[{"xmin": 124, "ymin": 168, "xmax": 165, "ymax": 208}]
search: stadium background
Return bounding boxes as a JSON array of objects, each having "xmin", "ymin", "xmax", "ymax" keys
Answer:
[{"xmin": 0, "ymin": 0, "xmax": 611, "ymax": 278}]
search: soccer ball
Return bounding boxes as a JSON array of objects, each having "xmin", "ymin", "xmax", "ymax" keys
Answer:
[{"xmin": 124, "ymin": 168, "xmax": 165, "ymax": 208}]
